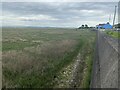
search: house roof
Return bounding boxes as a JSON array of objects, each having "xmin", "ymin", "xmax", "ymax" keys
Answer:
[
  {"xmin": 96, "ymin": 22, "xmax": 111, "ymax": 26},
  {"xmin": 99, "ymin": 24, "xmax": 105, "ymax": 26}
]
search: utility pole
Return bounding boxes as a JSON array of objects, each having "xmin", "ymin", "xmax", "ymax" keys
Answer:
[
  {"xmin": 118, "ymin": 1, "xmax": 120, "ymax": 24},
  {"xmin": 109, "ymin": 14, "xmax": 111, "ymax": 23},
  {"xmin": 113, "ymin": 5, "xmax": 117, "ymax": 28}
]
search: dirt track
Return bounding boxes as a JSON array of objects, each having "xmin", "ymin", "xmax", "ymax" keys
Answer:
[{"xmin": 54, "ymin": 52, "xmax": 84, "ymax": 88}]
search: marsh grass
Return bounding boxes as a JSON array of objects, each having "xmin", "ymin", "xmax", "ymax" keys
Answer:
[{"xmin": 2, "ymin": 28, "xmax": 96, "ymax": 88}]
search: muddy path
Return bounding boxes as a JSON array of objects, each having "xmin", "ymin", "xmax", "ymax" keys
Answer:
[{"xmin": 53, "ymin": 52, "xmax": 85, "ymax": 88}]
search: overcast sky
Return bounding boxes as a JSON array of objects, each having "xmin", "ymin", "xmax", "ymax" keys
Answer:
[{"xmin": 1, "ymin": 2, "xmax": 119, "ymax": 27}]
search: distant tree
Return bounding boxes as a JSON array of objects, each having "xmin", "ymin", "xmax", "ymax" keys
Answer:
[
  {"xmin": 81, "ymin": 25, "xmax": 84, "ymax": 27},
  {"xmin": 81, "ymin": 25, "xmax": 84, "ymax": 28},
  {"xmin": 78, "ymin": 24, "xmax": 90, "ymax": 29},
  {"xmin": 85, "ymin": 24, "xmax": 88, "ymax": 28},
  {"xmin": 89, "ymin": 27, "xmax": 94, "ymax": 29}
]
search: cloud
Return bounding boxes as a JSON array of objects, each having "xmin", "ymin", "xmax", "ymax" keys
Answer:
[
  {"xmin": 1, "ymin": 0, "xmax": 119, "ymax": 2},
  {"xmin": 2, "ymin": 14, "xmax": 58, "ymax": 21},
  {"xmin": 2, "ymin": 2, "xmax": 119, "ymax": 27}
]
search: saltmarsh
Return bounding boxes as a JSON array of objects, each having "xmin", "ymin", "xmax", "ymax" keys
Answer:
[{"xmin": 2, "ymin": 27, "xmax": 96, "ymax": 88}]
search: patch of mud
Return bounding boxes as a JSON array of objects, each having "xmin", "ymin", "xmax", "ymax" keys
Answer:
[
  {"xmin": 19, "ymin": 38, "xmax": 27, "ymax": 42},
  {"xmin": 53, "ymin": 53, "xmax": 83, "ymax": 88},
  {"xmin": 3, "ymin": 37, "xmax": 28, "ymax": 43},
  {"xmin": 54, "ymin": 62, "xmax": 74, "ymax": 88},
  {"xmin": 32, "ymin": 40, "xmax": 44, "ymax": 43}
]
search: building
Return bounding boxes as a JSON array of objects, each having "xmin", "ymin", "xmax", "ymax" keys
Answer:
[
  {"xmin": 113, "ymin": 23, "xmax": 120, "ymax": 28},
  {"xmin": 96, "ymin": 22, "xmax": 113, "ymax": 29}
]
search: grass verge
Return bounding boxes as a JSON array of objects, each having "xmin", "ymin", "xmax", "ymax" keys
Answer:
[
  {"xmin": 105, "ymin": 31, "xmax": 120, "ymax": 38},
  {"xmin": 80, "ymin": 33, "xmax": 96, "ymax": 88}
]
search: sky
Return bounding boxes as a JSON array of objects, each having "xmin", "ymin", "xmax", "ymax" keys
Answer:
[{"xmin": 1, "ymin": 2, "xmax": 119, "ymax": 27}]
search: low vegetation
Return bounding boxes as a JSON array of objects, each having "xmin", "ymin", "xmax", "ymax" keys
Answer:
[
  {"xmin": 2, "ymin": 27, "xmax": 96, "ymax": 88},
  {"xmin": 80, "ymin": 37, "xmax": 96, "ymax": 88},
  {"xmin": 106, "ymin": 31, "xmax": 120, "ymax": 38}
]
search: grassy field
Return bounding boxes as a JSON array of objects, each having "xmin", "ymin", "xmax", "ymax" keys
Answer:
[{"xmin": 2, "ymin": 27, "xmax": 96, "ymax": 88}]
